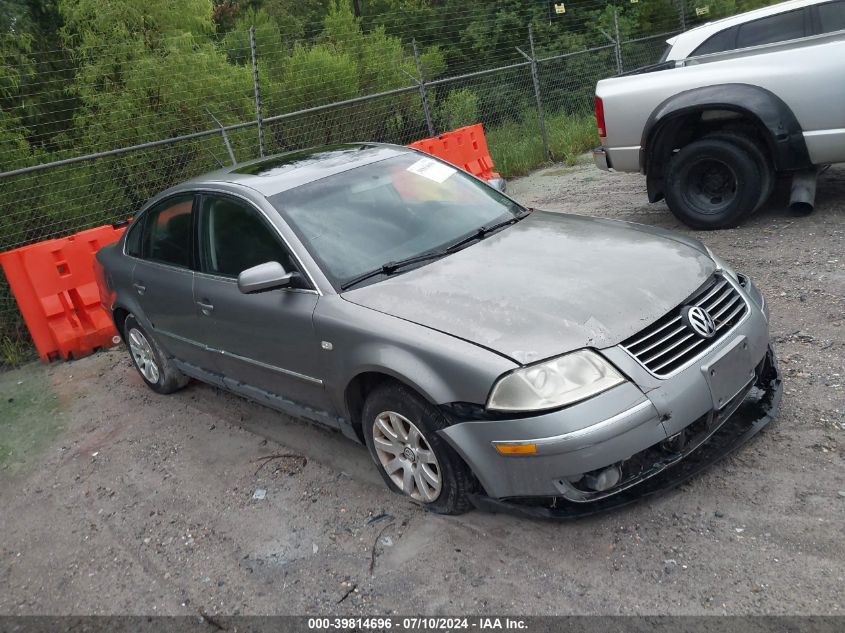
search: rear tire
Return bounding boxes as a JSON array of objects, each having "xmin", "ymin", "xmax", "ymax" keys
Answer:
[
  {"xmin": 704, "ymin": 131, "xmax": 774, "ymax": 213},
  {"xmin": 362, "ymin": 382, "xmax": 474, "ymax": 515},
  {"xmin": 665, "ymin": 138, "xmax": 762, "ymax": 229},
  {"xmin": 124, "ymin": 315, "xmax": 189, "ymax": 395}
]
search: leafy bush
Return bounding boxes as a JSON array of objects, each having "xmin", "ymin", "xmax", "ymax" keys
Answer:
[{"xmin": 437, "ymin": 88, "xmax": 479, "ymax": 131}]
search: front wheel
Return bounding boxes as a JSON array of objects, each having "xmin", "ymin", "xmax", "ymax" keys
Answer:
[
  {"xmin": 362, "ymin": 382, "xmax": 474, "ymax": 514},
  {"xmin": 665, "ymin": 138, "xmax": 763, "ymax": 229}
]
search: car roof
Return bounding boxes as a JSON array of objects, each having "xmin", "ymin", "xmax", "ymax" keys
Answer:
[
  {"xmin": 181, "ymin": 142, "xmax": 412, "ymax": 197},
  {"xmin": 664, "ymin": 0, "xmax": 825, "ymax": 59}
]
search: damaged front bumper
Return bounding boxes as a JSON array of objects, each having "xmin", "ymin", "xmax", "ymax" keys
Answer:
[
  {"xmin": 472, "ymin": 350, "xmax": 783, "ymax": 519},
  {"xmin": 440, "ymin": 336, "xmax": 781, "ymax": 518}
]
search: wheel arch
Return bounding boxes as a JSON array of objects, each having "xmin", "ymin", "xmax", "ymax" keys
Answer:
[
  {"xmin": 343, "ymin": 367, "xmax": 446, "ymax": 443},
  {"xmin": 642, "ymin": 83, "xmax": 812, "ymax": 202},
  {"xmin": 112, "ymin": 306, "xmax": 131, "ymax": 340}
]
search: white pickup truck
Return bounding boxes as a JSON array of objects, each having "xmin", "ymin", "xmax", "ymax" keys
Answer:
[{"xmin": 593, "ymin": 13, "xmax": 845, "ymax": 228}]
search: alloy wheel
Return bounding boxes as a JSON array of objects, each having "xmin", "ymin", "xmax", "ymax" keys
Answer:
[
  {"xmin": 128, "ymin": 328, "xmax": 160, "ymax": 384},
  {"xmin": 372, "ymin": 411, "xmax": 442, "ymax": 502}
]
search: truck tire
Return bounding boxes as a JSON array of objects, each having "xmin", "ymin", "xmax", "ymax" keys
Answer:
[
  {"xmin": 362, "ymin": 381, "xmax": 474, "ymax": 515},
  {"xmin": 665, "ymin": 138, "xmax": 763, "ymax": 229},
  {"xmin": 704, "ymin": 131, "xmax": 774, "ymax": 213}
]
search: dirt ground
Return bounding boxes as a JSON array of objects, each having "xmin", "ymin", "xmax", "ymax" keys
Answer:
[{"xmin": 1, "ymin": 160, "xmax": 843, "ymax": 616}]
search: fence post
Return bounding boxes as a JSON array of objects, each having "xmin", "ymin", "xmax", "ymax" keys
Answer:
[
  {"xmin": 612, "ymin": 9, "xmax": 623, "ymax": 74},
  {"xmin": 516, "ymin": 24, "xmax": 550, "ymax": 162},
  {"xmin": 677, "ymin": 0, "xmax": 688, "ymax": 31},
  {"xmin": 412, "ymin": 38, "xmax": 435, "ymax": 137},
  {"xmin": 249, "ymin": 25, "xmax": 265, "ymax": 158}
]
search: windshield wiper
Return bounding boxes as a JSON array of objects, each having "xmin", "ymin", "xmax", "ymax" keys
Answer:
[
  {"xmin": 340, "ymin": 250, "xmax": 452, "ymax": 291},
  {"xmin": 445, "ymin": 210, "xmax": 530, "ymax": 254},
  {"xmin": 340, "ymin": 208, "xmax": 532, "ymax": 291}
]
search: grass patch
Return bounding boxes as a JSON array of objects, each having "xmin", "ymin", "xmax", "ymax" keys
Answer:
[
  {"xmin": 487, "ymin": 111, "xmax": 598, "ymax": 179},
  {"xmin": 1, "ymin": 335, "xmax": 34, "ymax": 368},
  {"xmin": 0, "ymin": 361, "xmax": 64, "ymax": 475}
]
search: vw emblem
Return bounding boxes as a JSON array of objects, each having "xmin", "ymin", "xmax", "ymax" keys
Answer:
[{"xmin": 682, "ymin": 305, "xmax": 716, "ymax": 339}]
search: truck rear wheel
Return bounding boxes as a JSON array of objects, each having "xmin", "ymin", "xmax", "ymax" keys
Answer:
[
  {"xmin": 665, "ymin": 138, "xmax": 762, "ymax": 229},
  {"xmin": 704, "ymin": 131, "xmax": 774, "ymax": 213}
]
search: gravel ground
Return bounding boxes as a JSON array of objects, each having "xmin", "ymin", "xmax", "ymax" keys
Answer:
[{"xmin": 0, "ymin": 159, "xmax": 843, "ymax": 616}]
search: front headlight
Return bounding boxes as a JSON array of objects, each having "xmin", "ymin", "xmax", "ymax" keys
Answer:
[{"xmin": 487, "ymin": 349, "xmax": 626, "ymax": 413}]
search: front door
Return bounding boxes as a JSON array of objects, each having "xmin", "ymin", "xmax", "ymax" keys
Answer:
[
  {"xmin": 130, "ymin": 193, "xmax": 209, "ymax": 368},
  {"xmin": 192, "ymin": 193, "xmax": 332, "ymax": 414}
]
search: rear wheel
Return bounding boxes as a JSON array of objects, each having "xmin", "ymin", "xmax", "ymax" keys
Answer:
[
  {"xmin": 124, "ymin": 315, "xmax": 189, "ymax": 394},
  {"xmin": 704, "ymin": 131, "xmax": 774, "ymax": 213},
  {"xmin": 665, "ymin": 138, "xmax": 762, "ymax": 229},
  {"xmin": 362, "ymin": 382, "xmax": 474, "ymax": 514}
]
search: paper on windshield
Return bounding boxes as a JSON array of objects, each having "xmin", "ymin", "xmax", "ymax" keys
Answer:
[{"xmin": 406, "ymin": 157, "xmax": 456, "ymax": 183}]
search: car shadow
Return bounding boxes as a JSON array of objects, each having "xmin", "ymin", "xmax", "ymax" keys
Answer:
[{"xmin": 181, "ymin": 379, "xmax": 385, "ymax": 488}]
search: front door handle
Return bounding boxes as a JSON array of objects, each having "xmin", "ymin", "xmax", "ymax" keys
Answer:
[
  {"xmin": 197, "ymin": 300, "xmax": 214, "ymax": 315},
  {"xmin": 133, "ymin": 282, "xmax": 146, "ymax": 295}
]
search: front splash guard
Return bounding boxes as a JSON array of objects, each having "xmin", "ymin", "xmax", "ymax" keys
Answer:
[{"xmin": 468, "ymin": 347, "xmax": 782, "ymax": 520}]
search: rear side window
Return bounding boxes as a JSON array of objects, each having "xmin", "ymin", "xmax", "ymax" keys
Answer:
[
  {"xmin": 141, "ymin": 195, "xmax": 195, "ymax": 268},
  {"xmin": 735, "ymin": 8, "xmax": 807, "ymax": 48},
  {"xmin": 691, "ymin": 26, "xmax": 738, "ymax": 56},
  {"xmin": 124, "ymin": 217, "xmax": 144, "ymax": 257},
  {"xmin": 818, "ymin": 0, "xmax": 845, "ymax": 33}
]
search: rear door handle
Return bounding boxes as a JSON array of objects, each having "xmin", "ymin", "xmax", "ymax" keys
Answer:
[
  {"xmin": 133, "ymin": 282, "xmax": 146, "ymax": 295},
  {"xmin": 197, "ymin": 300, "xmax": 214, "ymax": 315}
]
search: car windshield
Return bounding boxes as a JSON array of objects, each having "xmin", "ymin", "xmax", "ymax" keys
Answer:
[{"xmin": 270, "ymin": 152, "xmax": 523, "ymax": 288}]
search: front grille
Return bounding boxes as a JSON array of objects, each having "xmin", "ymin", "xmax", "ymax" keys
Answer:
[{"xmin": 621, "ymin": 274, "xmax": 749, "ymax": 377}]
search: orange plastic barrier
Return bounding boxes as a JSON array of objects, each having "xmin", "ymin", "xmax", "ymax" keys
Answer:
[
  {"xmin": 0, "ymin": 225, "xmax": 126, "ymax": 362},
  {"xmin": 408, "ymin": 123, "xmax": 501, "ymax": 182}
]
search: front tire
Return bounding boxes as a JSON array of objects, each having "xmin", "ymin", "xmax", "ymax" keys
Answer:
[
  {"xmin": 665, "ymin": 138, "xmax": 763, "ymax": 229},
  {"xmin": 362, "ymin": 382, "xmax": 474, "ymax": 515},
  {"xmin": 124, "ymin": 315, "xmax": 189, "ymax": 394}
]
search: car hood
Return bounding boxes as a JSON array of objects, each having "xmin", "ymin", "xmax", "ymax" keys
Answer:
[{"xmin": 343, "ymin": 211, "xmax": 716, "ymax": 364}]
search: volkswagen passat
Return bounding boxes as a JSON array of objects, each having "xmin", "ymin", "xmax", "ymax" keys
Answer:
[{"xmin": 95, "ymin": 144, "xmax": 782, "ymax": 516}]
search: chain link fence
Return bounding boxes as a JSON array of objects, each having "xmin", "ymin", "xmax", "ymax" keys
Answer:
[{"xmin": 0, "ymin": 1, "xmax": 771, "ymax": 360}]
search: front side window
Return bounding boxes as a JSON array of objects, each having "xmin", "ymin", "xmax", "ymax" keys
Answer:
[
  {"xmin": 141, "ymin": 195, "xmax": 194, "ymax": 268},
  {"xmin": 270, "ymin": 153, "xmax": 523, "ymax": 288},
  {"xmin": 199, "ymin": 195, "xmax": 296, "ymax": 278},
  {"xmin": 735, "ymin": 9, "xmax": 807, "ymax": 48}
]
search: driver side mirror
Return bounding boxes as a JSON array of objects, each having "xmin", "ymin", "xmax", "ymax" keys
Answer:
[{"xmin": 237, "ymin": 261, "xmax": 298, "ymax": 294}]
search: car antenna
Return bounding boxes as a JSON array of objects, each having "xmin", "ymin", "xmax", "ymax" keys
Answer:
[{"xmin": 206, "ymin": 108, "xmax": 238, "ymax": 167}]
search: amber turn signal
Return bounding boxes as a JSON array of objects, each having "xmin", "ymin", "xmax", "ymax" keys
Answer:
[{"xmin": 494, "ymin": 443, "xmax": 537, "ymax": 455}]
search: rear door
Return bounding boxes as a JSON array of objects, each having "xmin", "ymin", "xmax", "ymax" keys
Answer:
[
  {"xmin": 130, "ymin": 193, "xmax": 210, "ymax": 368},
  {"xmin": 192, "ymin": 192, "xmax": 332, "ymax": 414}
]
